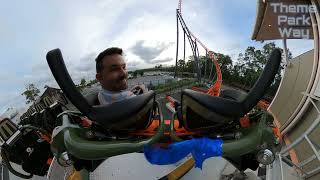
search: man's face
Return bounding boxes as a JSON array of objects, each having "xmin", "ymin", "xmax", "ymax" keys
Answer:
[{"xmin": 96, "ymin": 54, "xmax": 128, "ymax": 91}]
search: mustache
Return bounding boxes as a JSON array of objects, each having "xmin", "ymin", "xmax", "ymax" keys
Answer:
[{"xmin": 117, "ymin": 74, "xmax": 128, "ymax": 81}]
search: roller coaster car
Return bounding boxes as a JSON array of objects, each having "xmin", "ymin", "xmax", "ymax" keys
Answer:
[
  {"xmin": 45, "ymin": 48, "xmax": 281, "ymax": 173},
  {"xmin": 0, "ymin": 118, "xmax": 53, "ymax": 179}
]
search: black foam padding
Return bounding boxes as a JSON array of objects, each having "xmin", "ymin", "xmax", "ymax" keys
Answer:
[
  {"xmin": 219, "ymin": 89, "xmax": 247, "ymax": 101},
  {"xmin": 182, "ymin": 49, "xmax": 282, "ymax": 118},
  {"xmin": 89, "ymin": 91, "xmax": 155, "ymax": 129},
  {"xmin": 242, "ymin": 49, "xmax": 281, "ymax": 113},
  {"xmin": 46, "ymin": 49, "xmax": 91, "ymax": 115},
  {"xmin": 183, "ymin": 90, "xmax": 243, "ymax": 117},
  {"xmin": 84, "ymin": 90, "xmax": 100, "ymax": 106}
]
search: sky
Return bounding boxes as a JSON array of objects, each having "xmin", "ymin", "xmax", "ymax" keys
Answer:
[{"xmin": 0, "ymin": 0, "xmax": 314, "ymax": 114}]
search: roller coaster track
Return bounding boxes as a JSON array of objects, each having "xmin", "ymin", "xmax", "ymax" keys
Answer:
[{"xmin": 176, "ymin": 0, "xmax": 222, "ymax": 96}]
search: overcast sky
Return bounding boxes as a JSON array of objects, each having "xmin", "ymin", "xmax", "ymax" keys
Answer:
[{"xmin": 0, "ymin": 0, "xmax": 314, "ymax": 113}]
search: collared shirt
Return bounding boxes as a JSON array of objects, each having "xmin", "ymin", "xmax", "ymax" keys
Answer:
[{"xmin": 98, "ymin": 88, "xmax": 136, "ymax": 105}]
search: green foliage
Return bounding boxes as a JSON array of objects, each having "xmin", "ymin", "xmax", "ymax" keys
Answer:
[
  {"xmin": 155, "ymin": 64, "xmax": 162, "ymax": 69},
  {"xmin": 131, "ymin": 65, "xmax": 175, "ymax": 74},
  {"xmin": 129, "ymin": 70, "xmax": 145, "ymax": 78},
  {"xmin": 229, "ymin": 42, "xmax": 287, "ymax": 96},
  {"xmin": 76, "ymin": 78, "xmax": 88, "ymax": 91},
  {"xmin": 133, "ymin": 71, "xmax": 138, "ymax": 78},
  {"xmin": 153, "ymin": 79, "xmax": 196, "ymax": 93},
  {"xmin": 21, "ymin": 83, "xmax": 40, "ymax": 104},
  {"xmin": 177, "ymin": 59, "xmax": 185, "ymax": 72},
  {"xmin": 80, "ymin": 78, "xmax": 86, "ymax": 86},
  {"xmin": 185, "ymin": 57, "xmax": 195, "ymax": 73},
  {"xmin": 87, "ymin": 79, "xmax": 98, "ymax": 86}
]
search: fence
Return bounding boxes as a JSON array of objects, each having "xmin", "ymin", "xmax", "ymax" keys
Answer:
[{"xmin": 268, "ymin": 92, "xmax": 320, "ymax": 180}]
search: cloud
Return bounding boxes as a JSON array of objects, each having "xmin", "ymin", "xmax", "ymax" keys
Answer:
[
  {"xmin": 79, "ymin": 52, "xmax": 96, "ymax": 62},
  {"xmin": 73, "ymin": 52, "xmax": 96, "ymax": 72},
  {"xmin": 126, "ymin": 60, "xmax": 141, "ymax": 70},
  {"xmin": 31, "ymin": 62, "xmax": 49, "ymax": 72},
  {"xmin": 150, "ymin": 57, "xmax": 174, "ymax": 64},
  {"xmin": 0, "ymin": 92, "xmax": 26, "ymax": 114},
  {"xmin": 130, "ymin": 40, "xmax": 174, "ymax": 63}
]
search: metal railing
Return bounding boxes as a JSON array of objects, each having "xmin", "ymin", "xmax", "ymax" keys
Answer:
[{"xmin": 276, "ymin": 92, "xmax": 320, "ymax": 179}]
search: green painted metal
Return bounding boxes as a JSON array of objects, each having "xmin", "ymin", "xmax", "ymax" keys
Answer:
[
  {"xmin": 169, "ymin": 111, "xmax": 279, "ymax": 157},
  {"xmin": 222, "ymin": 112, "xmax": 277, "ymax": 156},
  {"xmin": 51, "ymin": 108, "xmax": 278, "ymax": 167},
  {"xmin": 169, "ymin": 112, "xmax": 184, "ymax": 142},
  {"xmin": 51, "ymin": 113, "xmax": 165, "ymax": 161},
  {"xmin": 80, "ymin": 169, "xmax": 90, "ymax": 180}
]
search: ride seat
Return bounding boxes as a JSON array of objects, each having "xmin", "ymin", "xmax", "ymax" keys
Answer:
[
  {"xmin": 84, "ymin": 89, "xmax": 155, "ymax": 131},
  {"xmin": 220, "ymin": 89, "xmax": 247, "ymax": 101},
  {"xmin": 175, "ymin": 88, "xmax": 248, "ymax": 130}
]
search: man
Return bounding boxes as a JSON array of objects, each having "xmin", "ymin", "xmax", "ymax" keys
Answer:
[{"xmin": 95, "ymin": 47, "xmax": 147, "ymax": 105}]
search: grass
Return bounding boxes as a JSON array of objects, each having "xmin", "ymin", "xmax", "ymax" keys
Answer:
[{"xmin": 153, "ymin": 79, "xmax": 197, "ymax": 94}]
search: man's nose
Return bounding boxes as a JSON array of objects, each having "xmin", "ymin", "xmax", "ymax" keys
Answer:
[{"xmin": 120, "ymin": 67, "xmax": 127, "ymax": 77}]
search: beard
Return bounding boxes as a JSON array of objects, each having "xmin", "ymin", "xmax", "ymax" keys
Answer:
[
  {"xmin": 102, "ymin": 73, "xmax": 129, "ymax": 91},
  {"xmin": 115, "ymin": 76, "xmax": 128, "ymax": 90}
]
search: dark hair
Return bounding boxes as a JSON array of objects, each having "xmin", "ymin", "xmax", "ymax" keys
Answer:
[{"xmin": 95, "ymin": 47, "xmax": 123, "ymax": 73}]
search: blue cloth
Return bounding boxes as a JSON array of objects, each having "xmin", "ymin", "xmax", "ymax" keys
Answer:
[
  {"xmin": 144, "ymin": 137, "xmax": 223, "ymax": 169},
  {"xmin": 98, "ymin": 88, "xmax": 135, "ymax": 105}
]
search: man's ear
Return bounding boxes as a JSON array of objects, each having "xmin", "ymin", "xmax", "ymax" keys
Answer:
[{"xmin": 96, "ymin": 73, "xmax": 103, "ymax": 81}]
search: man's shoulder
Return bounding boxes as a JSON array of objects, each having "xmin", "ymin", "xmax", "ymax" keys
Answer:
[
  {"xmin": 98, "ymin": 89, "xmax": 135, "ymax": 105},
  {"xmin": 97, "ymin": 91, "xmax": 109, "ymax": 105}
]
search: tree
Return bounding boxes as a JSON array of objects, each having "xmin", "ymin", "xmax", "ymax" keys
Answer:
[
  {"xmin": 87, "ymin": 79, "xmax": 98, "ymax": 86},
  {"xmin": 133, "ymin": 71, "xmax": 138, "ymax": 78},
  {"xmin": 232, "ymin": 42, "xmax": 288, "ymax": 95},
  {"xmin": 21, "ymin": 83, "xmax": 40, "ymax": 104},
  {"xmin": 80, "ymin": 78, "xmax": 86, "ymax": 86},
  {"xmin": 185, "ymin": 56, "xmax": 195, "ymax": 73},
  {"xmin": 155, "ymin": 64, "xmax": 163, "ymax": 69},
  {"xmin": 177, "ymin": 59, "xmax": 185, "ymax": 72},
  {"xmin": 209, "ymin": 53, "xmax": 233, "ymax": 81},
  {"xmin": 139, "ymin": 71, "xmax": 144, "ymax": 76},
  {"xmin": 200, "ymin": 56, "xmax": 211, "ymax": 79}
]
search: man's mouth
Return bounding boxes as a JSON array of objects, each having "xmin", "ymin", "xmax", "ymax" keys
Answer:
[{"xmin": 119, "ymin": 79, "xmax": 127, "ymax": 84}]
